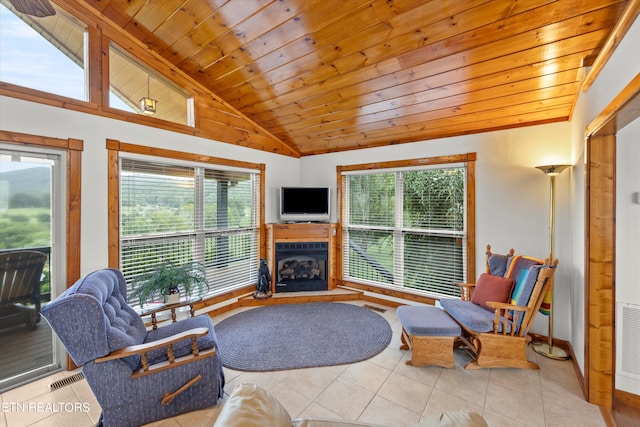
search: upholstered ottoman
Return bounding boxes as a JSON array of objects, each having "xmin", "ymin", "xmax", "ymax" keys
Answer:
[{"xmin": 397, "ymin": 305, "xmax": 461, "ymax": 368}]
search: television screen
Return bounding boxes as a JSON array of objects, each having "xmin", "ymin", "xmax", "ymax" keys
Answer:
[{"xmin": 280, "ymin": 187, "xmax": 330, "ymax": 222}]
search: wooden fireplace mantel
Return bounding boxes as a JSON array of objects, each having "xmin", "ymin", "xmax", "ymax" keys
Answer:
[{"xmin": 265, "ymin": 223, "xmax": 338, "ymax": 293}]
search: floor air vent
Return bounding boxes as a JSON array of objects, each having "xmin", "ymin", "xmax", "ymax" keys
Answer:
[
  {"xmin": 50, "ymin": 372, "xmax": 85, "ymax": 391},
  {"xmin": 364, "ymin": 304, "xmax": 387, "ymax": 313}
]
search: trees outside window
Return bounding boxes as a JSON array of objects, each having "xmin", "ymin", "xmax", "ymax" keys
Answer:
[{"xmin": 341, "ymin": 159, "xmax": 470, "ymax": 298}]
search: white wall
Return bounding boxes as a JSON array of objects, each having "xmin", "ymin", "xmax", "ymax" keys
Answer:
[
  {"xmin": 616, "ymin": 117, "xmax": 640, "ymax": 306},
  {"xmin": 615, "ymin": 117, "xmax": 640, "ymax": 394},
  {"xmin": 0, "ymin": 97, "xmax": 299, "ymax": 275},
  {"xmin": 568, "ymin": 16, "xmax": 640, "ymax": 390},
  {"xmin": 300, "ymin": 122, "xmax": 575, "ymax": 339}
]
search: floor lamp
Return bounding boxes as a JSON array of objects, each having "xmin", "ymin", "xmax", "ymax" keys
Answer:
[{"xmin": 533, "ymin": 164, "xmax": 571, "ymax": 360}]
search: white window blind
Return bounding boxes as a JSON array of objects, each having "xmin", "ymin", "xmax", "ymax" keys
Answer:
[
  {"xmin": 342, "ymin": 165, "xmax": 466, "ymax": 298},
  {"xmin": 120, "ymin": 158, "xmax": 259, "ymax": 306}
]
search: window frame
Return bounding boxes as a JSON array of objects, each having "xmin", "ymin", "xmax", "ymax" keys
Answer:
[
  {"xmin": 107, "ymin": 139, "xmax": 266, "ymax": 304},
  {"xmin": 337, "ymin": 153, "xmax": 476, "ymax": 299}
]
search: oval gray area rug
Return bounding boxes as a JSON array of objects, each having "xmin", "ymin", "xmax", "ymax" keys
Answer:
[{"xmin": 215, "ymin": 302, "xmax": 392, "ymax": 371}]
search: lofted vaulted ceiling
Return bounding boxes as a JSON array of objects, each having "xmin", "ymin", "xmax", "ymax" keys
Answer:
[{"xmin": 15, "ymin": 0, "xmax": 638, "ymax": 156}]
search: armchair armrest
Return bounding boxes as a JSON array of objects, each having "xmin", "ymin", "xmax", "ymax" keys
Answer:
[
  {"xmin": 95, "ymin": 327, "xmax": 215, "ymax": 378},
  {"xmin": 453, "ymin": 282, "xmax": 476, "ymax": 301},
  {"xmin": 138, "ymin": 298, "xmax": 203, "ymax": 330},
  {"xmin": 485, "ymin": 301, "xmax": 526, "ymax": 311},
  {"xmin": 485, "ymin": 302, "xmax": 528, "ymax": 336}
]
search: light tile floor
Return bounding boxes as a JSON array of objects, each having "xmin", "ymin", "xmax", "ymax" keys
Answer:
[{"xmin": 0, "ymin": 302, "xmax": 605, "ymax": 427}]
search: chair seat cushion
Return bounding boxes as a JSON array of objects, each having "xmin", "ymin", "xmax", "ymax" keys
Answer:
[
  {"xmin": 439, "ymin": 299, "xmax": 494, "ymax": 333},
  {"xmin": 397, "ymin": 305, "xmax": 461, "ymax": 337},
  {"xmin": 144, "ymin": 314, "xmax": 217, "ymax": 365}
]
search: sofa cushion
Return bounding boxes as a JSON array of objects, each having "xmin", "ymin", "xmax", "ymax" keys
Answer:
[
  {"xmin": 213, "ymin": 383, "xmax": 291, "ymax": 427},
  {"xmin": 439, "ymin": 299, "xmax": 494, "ymax": 333},
  {"xmin": 470, "ymin": 273, "xmax": 514, "ymax": 310}
]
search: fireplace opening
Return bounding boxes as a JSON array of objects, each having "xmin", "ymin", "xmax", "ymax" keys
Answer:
[{"xmin": 275, "ymin": 242, "xmax": 328, "ymax": 292}]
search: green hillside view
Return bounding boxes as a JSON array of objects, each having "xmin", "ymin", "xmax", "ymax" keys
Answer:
[{"xmin": 0, "ymin": 166, "xmax": 51, "ymax": 249}]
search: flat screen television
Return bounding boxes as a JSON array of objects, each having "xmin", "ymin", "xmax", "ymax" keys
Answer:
[{"xmin": 280, "ymin": 186, "xmax": 330, "ymax": 222}]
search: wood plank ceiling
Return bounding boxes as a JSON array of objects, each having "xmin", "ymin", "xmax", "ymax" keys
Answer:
[{"xmin": 82, "ymin": 0, "xmax": 632, "ymax": 155}]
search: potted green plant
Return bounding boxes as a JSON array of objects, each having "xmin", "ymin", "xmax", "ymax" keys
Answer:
[{"xmin": 128, "ymin": 261, "xmax": 209, "ymax": 307}]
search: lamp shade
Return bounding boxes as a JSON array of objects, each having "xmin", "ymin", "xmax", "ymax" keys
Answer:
[
  {"xmin": 535, "ymin": 164, "xmax": 571, "ymax": 176},
  {"xmin": 139, "ymin": 97, "xmax": 157, "ymax": 115}
]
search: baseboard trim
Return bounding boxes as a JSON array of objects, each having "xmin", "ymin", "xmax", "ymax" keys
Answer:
[
  {"xmin": 612, "ymin": 389, "xmax": 640, "ymax": 427},
  {"xmin": 615, "ymin": 389, "xmax": 640, "ymax": 408},
  {"xmin": 529, "ymin": 332, "xmax": 587, "ymax": 401},
  {"xmin": 601, "ymin": 406, "xmax": 616, "ymax": 427},
  {"xmin": 339, "ymin": 280, "xmax": 438, "ymax": 306}
]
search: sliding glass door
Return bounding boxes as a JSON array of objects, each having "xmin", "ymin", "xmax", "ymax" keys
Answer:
[{"xmin": 0, "ymin": 145, "xmax": 66, "ymax": 391}]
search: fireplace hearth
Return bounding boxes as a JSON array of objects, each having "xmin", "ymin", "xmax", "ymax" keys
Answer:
[{"xmin": 275, "ymin": 242, "xmax": 328, "ymax": 292}]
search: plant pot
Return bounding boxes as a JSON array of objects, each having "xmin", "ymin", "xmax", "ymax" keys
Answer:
[{"xmin": 164, "ymin": 288, "xmax": 181, "ymax": 305}]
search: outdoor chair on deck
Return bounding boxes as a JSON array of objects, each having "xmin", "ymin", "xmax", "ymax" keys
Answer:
[
  {"xmin": 440, "ymin": 245, "xmax": 558, "ymax": 370},
  {"xmin": 0, "ymin": 250, "xmax": 47, "ymax": 329},
  {"xmin": 41, "ymin": 268, "xmax": 224, "ymax": 427}
]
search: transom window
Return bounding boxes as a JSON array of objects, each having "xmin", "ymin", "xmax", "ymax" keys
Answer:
[
  {"xmin": 340, "ymin": 156, "xmax": 474, "ymax": 298},
  {"xmin": 0, "ymin": 1, "xmax": 87, "ymax": 100},
  {"xmin": 109, "ymin": 43, "xmax": 194, "ymax": 125}
]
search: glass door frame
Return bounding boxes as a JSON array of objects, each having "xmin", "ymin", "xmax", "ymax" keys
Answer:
[{"xmin": 0, "ymin": 131, "xmax": 83, "ymax": 390}]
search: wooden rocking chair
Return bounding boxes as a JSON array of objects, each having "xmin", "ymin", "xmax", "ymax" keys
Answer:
[
  {"xmin": 0, "ymin": 250, "xmax": 47, "ymax": 329},
  {"xmin": 440, "ymin": 245, "xmax": 558, "ymax": 369}
]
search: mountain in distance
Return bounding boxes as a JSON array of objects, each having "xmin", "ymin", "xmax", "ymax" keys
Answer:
[{"xmin": 0, "ymin": 166, "xmax": 50, "ymax": 196}]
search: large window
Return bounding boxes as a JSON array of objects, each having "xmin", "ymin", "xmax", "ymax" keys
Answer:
[
  {"xmin": 340, "ymin": 156, "xmax": 474, "ymax": 298},
  {"xmin": 119, "ymin": 156, "xmax": 261, "ymax": 306}
]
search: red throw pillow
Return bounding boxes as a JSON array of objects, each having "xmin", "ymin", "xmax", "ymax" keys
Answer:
[{"xmin": 470, "ymin": 273, "xmax": 515, "ymax": 310}]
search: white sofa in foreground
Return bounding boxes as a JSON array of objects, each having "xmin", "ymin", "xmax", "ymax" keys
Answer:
[{"xmin": 213, "ymin": 383, "xmax": 488, "ymax": 427}]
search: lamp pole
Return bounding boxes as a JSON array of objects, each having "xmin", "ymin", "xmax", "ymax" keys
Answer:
[{"xmin": 533, "ymin": 164, "xmax": 571, "ymax": 360}]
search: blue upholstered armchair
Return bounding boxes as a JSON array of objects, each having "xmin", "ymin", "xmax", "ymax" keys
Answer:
[{"xmin": 41, "ymin": 268, "xmax": 224, "ymax": 427}]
